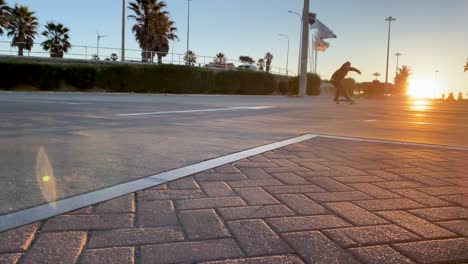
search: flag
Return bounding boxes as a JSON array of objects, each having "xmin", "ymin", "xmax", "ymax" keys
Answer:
[
  {"xmin": 311, "ymin": 19, "xmax": 337, "ymax": 39},
  {"xmin": 313, "ymin": 35, "xmax": 329, "ymax": 52}
]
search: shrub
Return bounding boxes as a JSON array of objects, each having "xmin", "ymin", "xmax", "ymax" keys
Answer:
[{"xmin": 288, "ymin": 73, "xmax": 321, "ymax": 95}]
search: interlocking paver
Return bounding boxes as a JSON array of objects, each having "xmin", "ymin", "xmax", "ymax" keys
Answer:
[
  {"xmin": 195, "ymin": 173, "xmax": 247, "ymax": 182},
  {"xmin": 179, "ymin": 209, "xmax": 230, "ymax": 240},
  {"xmin": 437, "ymin": 220, "xmax": 468, "ymax": 237},
  {"xmin": 268, "ymin": 215, "xmax": 351, "ymax": 232},
  {"xmin": 137, "ymin": 200, "xmax": 178, "ymax": 227},
  {"xmin": 409, "ymin": 206, "xmax": 468, "ymax": 221},
  {"xmin": 348, "ymin": 183, "xmax": 401, "ymax": 198},
  {"xmin": 94, "ymin": 194, "xmax": 135, "ymax": 214},
  {"xmin": 214, "ymin": 164, "xmax": 241, "ymax": 174},
  {"xmin": 177, "ymin": 197, "xmax": 245, "ymax": 210},
  {"xmin": 227, "ymin": 219, "xmax": 293, "ymax": 256},
  {"xmin": 376, "ymin": 211, "xmax": 456, "ymax": 239},
  {"xmin": 167, "ymin": 176, "xmax": 200, "ymax": 189},
  {"xmin": 201, "ymin": 255, "xmax": 305, "ymax": 264},
  {"xmin": 332, "ymin": 176, "xmax": 384, "ymax": 183},
  {"xmin": 372, "ymin": 181, "xmax": 424, "ymax": 189},
  {"xmin": 218, "ymin": 205, "xmax": 295, "ymax": 220},
  {"xmin": 138, "ymin": 189, "xmax": 205, "ymax": 200},
  {"xmin": 264, "ymin": 184, "xmax": 325, "ymax": 194},
  {"xmin": 238, "ymin": 168, "xmax": 273, "ymax": 179},
  {"xmin": 0, "ymin": 253, "xmax": 22, "ymax": 264},
  {"xmin": 418, "ymin": 186, "xmax": 468, "ymax": 196},
  {"xmin": 365, "ymin": 170, "xmax": 403, "ymax": 181},
  {"xmin": 22, "ymin": 232, "xmax": 86, "ymax": 264},
  {"xmin": 271, "ymin": 173, "xmax": 309, "ymax": 185},
  {"xmin": 333, "ymin": 166, "xmax": 368, "ymax": 176},
  {"xmin": 200, "ymin": 181, "xmax": 236, "ymax": 197},
  {"xmin": 235, "ymin": 187, "xmax": 280, "ymax": 205},
  {"xmin": 140, "ymin": 239, "xmax": 244, "ymax": 264},
  {"xmin": 349, "ymin": 245, "xmax": 415, "ymax": 264},
  {"xmin": 82, "ymin": 247, "xmax": 134, "ymax": 264},
  {"xmin": 392, "ymin": 238, "xmax": 468, "ymax": 264},
  {"xmin": 283, "ymin": 231, "xmax": 360, "ymax": 264},
  {"xmin": 440, "ymin": 194, "xmax": 468, "ymax": 207},
  {"xmin": 306, "ymin": 177, "xmax": 354, "ymax": 191},
  {"xmin": 228, "ymin": 179, "xmax": 283, "ymax": 188},
  {"xmin": 274, "ymin": 194, "xmax": 327, "ymax": 215},
  {"xmin": 0, "ymin": 223, "xmax": 39, "ymax": 253},
  {"xmin": 355, "ymin": 198, "xmax": 425, "ymax": 211},
  {"xmin": 306, "ymin": 191, "xmax": 372, "ymax": 202},
  {"xmin": 391, "ymin": 189, "xmax": 452, "ymax": 207},
  {"xmin": 42, "ymin": 214, "xmax": 134, "ymax": 232},
  {"xmin": 325, "ymin": 202, "xmax": 388, "ymax": 226}
]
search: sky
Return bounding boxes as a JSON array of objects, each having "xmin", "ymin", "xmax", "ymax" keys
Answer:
[{"xmin": 2, "ymin": 0, "xmax": 467, "ymax": 95}]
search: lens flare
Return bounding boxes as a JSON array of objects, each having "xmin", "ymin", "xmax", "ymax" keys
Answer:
[{"xmin": 407, "ymin": 79, "xmax": 441, "ymax": 99}]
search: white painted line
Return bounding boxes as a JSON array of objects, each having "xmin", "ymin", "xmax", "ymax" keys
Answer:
[
  {"xmin": 117, "ymin": 106, "xmax": 273, "ymax": 116},
  {"xmin": 0, "ymin": 134, "xmax": 316, "ymax": 232},
  {"xmin": 0, "ymin": 99, "xmax": 89, "ymax": 105},
  {"xmin": 316, "ymin": 134, "xmax": 468, "ymax": 151}
]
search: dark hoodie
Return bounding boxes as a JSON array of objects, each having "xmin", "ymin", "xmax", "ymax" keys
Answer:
[{"xmin": 331, "ymin": 63, "xmax": 361, "ymax": 83}]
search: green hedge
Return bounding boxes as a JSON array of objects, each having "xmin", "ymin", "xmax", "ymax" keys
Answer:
[{"xmin": 0, "ymin": 60, "xmax": 321, "ymax": 95}]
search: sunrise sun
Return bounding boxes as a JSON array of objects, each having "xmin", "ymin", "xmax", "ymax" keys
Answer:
[{"xmin": 407, "ymin": 79, "xmax": 441, "ymax": 99}]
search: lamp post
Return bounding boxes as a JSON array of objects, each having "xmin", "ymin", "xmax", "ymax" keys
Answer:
[
  {"xmin": 97, "ymin": 32, "xmax": 106, "ymax": 59},
  {"xmin": 279, "ymin": 34, "xmax": 290, "ymax": 76},
  {"xmin": 186, "ymin": 0, "xmax": 192, "ymax": 53},
  {"xmin": 395, "ymin": 52, "xmax": 402, "ymax": 75},
  {"xmin": 288, "ymin": 10, "xmax": 302, "ymax": 75},
  {"xmin": 298, "ymin": 0, "xmax": 310, "ymax": 97},
  {"xmin": 121, "ymin": 0, "xmax": 125, "ymax": 62},
  {"xmin": 385, "ymin": 16, "xmax": 396, "ymax": 95}
]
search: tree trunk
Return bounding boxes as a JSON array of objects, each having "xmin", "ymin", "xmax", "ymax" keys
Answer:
[
  {"xmin": 18, "ymin": 46, "xmax": 23, "ymax": 56},
  {"xmin": 157, "ymin": 54, "xmax": 163, "ymax": 64}
]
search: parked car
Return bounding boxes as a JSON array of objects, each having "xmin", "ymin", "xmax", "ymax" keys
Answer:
[{"xmin": 237, "ymin": 64, "xmax": 258, "ymax": 71}]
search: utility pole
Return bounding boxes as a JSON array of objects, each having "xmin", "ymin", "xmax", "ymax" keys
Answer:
[
  {"xmin": 298, "ymin": 0, "xmax": 310, "ymax": 97},
  {"xmin": 186, "ymin": 0, "xmax": 192, "ymax": 52},
  {"xmin": 385, "ymin": 16, "xmax": 396, "ymax": 95},
  {"xmin": 121, "ymin": 0, "xmax": 125, "ymax": 62},
  {"xmin": 279, "ymin": 34, "xmax": 290, "ymax": 76},
  {"xmin": 395, "ymin": 52, "xmax": 402, "ymax": 75}
]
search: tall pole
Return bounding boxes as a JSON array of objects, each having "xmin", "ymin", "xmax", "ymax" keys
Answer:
[
  {"xmin": 121, "ymin": 0, "xmax": 125, "ymax": 62},
  {"xmin": 279, "ymin": 34, "xmax": 289, "ymax": 76},
  {"xmin": 298, "ymin": 0, "xmax": 310, "ymax": 97},
  {"xmin": 186, "ymin": 0, "xmax": 192, "ymax": 52},
  {"xmin": 435, "ymin": 70, "xmax": 439, "ymax": 81},
  {"xmin": 385, "ymin": 16, "xmax": 396, "ymax": 95},
  {"xmin": 395, "ymin": 52, "xmax": 402, "ymax": 75},
  {"xmin": 288, "ymin": 11, "xmax": 302, "ymax": 75}
]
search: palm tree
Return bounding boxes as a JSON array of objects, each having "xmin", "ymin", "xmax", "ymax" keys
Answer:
[
  {"xmin": 184, "ymin": 50, "xmax": 196, "ymax": 66},
  {"xmin": 0, "ymin": 0, "xmax": 10, "ymax": 36},
  {"xmin": 257, "ymin": 58, "xmax": 265, "ymax": 71},
  {"xmin": 393, "ymin": 65, "xmax": 412, "ymax": 95},
  {"xmin": 265, "ymin": 52, "xmax": 273, "ymax": 73},
  {"xmin": 214, "ymin": 52, "xmax": 226, "ymax": 64},
  {"xmin": 41, "ymin": 22, "xmax": 71, "ymax": 58},
  {"xmin": 6, "ymin": 4, "xmax": 38, "ymax": 56},
  {"xmin": 128, "ymin": 0, "xmax": 178, "ymax": 64},
  {"xmin": 372, "ymin": 72, "xmax": 381, "ymax": 80}
]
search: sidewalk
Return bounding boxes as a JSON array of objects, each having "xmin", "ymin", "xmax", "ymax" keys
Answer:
[{"xmin": 1, "ymin": 137, "xmax": 467, "ymax": 264}]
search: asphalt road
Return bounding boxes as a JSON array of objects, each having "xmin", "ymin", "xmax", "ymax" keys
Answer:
[{"xmin": 1, "ymin": 91, "xmax": 467, "ymax": 215}]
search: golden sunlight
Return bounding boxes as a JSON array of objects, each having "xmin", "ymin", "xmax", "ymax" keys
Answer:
[{"xmin": 407, "ymin": 79, "xmax": 441, "ymax": 99}]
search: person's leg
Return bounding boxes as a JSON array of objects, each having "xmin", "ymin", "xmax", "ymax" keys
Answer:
[
  {"xmin": 343, "ymin": 84, "xmax": 354, "ymax": 102},
  {"xmin": 333, "ymin": 81, "xmax": 340, "ymax": 101}
]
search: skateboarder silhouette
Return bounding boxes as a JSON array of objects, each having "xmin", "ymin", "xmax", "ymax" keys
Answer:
[{"xmin": 331, "ymin": 62, "xmax": 361, "ymax": 104}]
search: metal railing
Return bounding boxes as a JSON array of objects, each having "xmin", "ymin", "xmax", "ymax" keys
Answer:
[{"xmin": 0, "ymin": 41, "xmax": 288, "ymax": 76}]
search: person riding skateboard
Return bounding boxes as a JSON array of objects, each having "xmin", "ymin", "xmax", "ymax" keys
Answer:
[{"xmin": 331, "ymin": 62, "xmax": 361, "ymax": 104}]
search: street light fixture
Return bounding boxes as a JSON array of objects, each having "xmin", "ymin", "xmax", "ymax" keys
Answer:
[
  {"xmin": 288, "ymin": 10, "xmax": 302, "ymax": 75},
  {"xmin": 186, "ymin": 0, "xmax": 193, "ymax": 53},
  {"xmin": 279, "ymin": 34, "xmax": 290, "ymax": 76},
  {"xmin": 395, "ymin": 52, "xmax": 402, "ymax": 75},
  {"xmin": 121, "ymin": 0, "xmax": 126, "ymax": 62},
  {"xmin": 385, "ymin": 16, "xmax": 396, "ymax": 95}
]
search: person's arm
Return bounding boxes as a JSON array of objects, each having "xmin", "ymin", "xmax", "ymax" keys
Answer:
[{"xmin": 349, "ymin": 67, "xmax": 361, "ymax": 75}]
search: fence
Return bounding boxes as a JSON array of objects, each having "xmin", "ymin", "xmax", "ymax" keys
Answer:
[{"xmin": 0, "ymin": 41, "xmax": 288, "ymax": 76}]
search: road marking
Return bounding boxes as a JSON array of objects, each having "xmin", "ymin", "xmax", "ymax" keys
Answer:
[
  {"xmin": 117, "ymin": 106, "xmax": 273, "ymax": 116},
  {"xmin": 0, "ymin": 99, "xmax": 89, "ymax": 105}
]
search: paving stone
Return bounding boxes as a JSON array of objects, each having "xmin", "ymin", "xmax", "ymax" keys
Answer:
[
  {"xmin": 391, "ymin": 189, "xmax": 452, "ymax": 207},
  {"xmin": 264, "ymin": 185, "xmax": 325, "ymax": 194},
  {"xmin": 200, "ymin": 181, "xmax": 236, "ymax": 197},
  {"xmin": 214, "ymin": 164, "xmax": 241, "ymax": 174},
  {"xmin": 348, "ymin": 183, "xmax": 401, "ymax": 198},
  {"xmin": 0, "ymin": 223, "xmax": 39, "ymax": 254},
  {"xmin": 332, "ymin": 176, "xmax": 384, "ymax": 183},
  {"xmin": 263, "ymin": 166, "xmax": 311, "ymax": 174},
  {"xmin": 271, "ymin": 173, "xmax": 309, "ymax": 185},
  {"xmin": 94, "ymin": 194, "xmax": 135, "ymax": 214},
  {"xmin": 440, "ymin": 194, "xmax": 468, "ymax": 207},
  {"xmin": 201, "ymin": 255, "xmax": 305, "ymax": 264},
  {"xmin": 275, "ymin": 194, "xmax": 327, "ymax": 215},
  {"xmin": 42, "ymin": 214, "xmax": 134, "ymax": 231},
  {"xmin": 167, "ymin": 177, "xmax": 200, "ymax": 190},
  {"xmin": 235, "ymin": 187, "xmax": 280, "ymax": 205},
  {"xmin": 228, "ymin": 179, "xmax": 283, "ymax": 188},
  {"xmin": 409, "ymin": 207, "xmax": 468, "ymax": 221},
  {"xmin": 140, "ymin": 239, "xmax": 244, "ymax": 264},
  {"xmin": 299, "ymin": 162, "xmax": 332, "ymax": 171},
  {"xmin": 234, "ymin": 161, "xmax": 278, "ymax": 168},
  {"xmin": 392, "ymin": 238, "xmax": 468, "ymax": 264},
  {"xmin": 307, "ymin": 177, "xmax": 354, "ymax": 191},
  {"xmin": 268, "ymin": 215, "xmax": 351, "ymax": 232},
  {"xmin": 137, "ymin": 200, "xmax": 178, "ymax": 227},
  {"xmin": 238, "ymin": 168, "xmax": 273, "ymax": 179},
  {"xmin": 179, "ymin": 209, "xmax": 230, "ymax": 240},
  {"xmin": 88, "ymin": 226, "xmax": 184, "ymax": 248},
  {"xmin": 323, "ymin": 225, "xmax": 420, "ymax": 247},
  {"xmin": 333, "ymin": 166, "xmax": 368, "ymax": 176},
  {"xmin": 218, "ymin": 205, "xmax": 295, "ymax": 220},
  {"xmin": 365, "ymin": 170, "xmax": 403, "ymax": 181},
  {"xmin": 177, "ymin": 197, "xmax": 245, "ymax": 210},
  {"xmin": 0, "ymin": 253, "xmax": 22, "ymax": 264},
  {"xmin": 66, "ymin": 206, "xmax": 94, "ymax": 215},
  {"xmin": 418, "ymin": 186, "xmax": 468, "ymax": 196},
  {"xmin": 297, "ymin": 170, "xmax": 346, "ymax": 178},
  {"xmin": 283, "ymin": 231, "xmax": 360, "ymax": 264},
  {"xmin": 22, "ymin": 232, "xmax": 86, "ymax": 264},
  {"xmin": 385, "ymin": 168, "xmax": 431, "ymax": 174},
  {"xmin": 195, "ymin": 173, "xmax": 248, "ymax": 182},
  {"xmin": 372, "ymin": 181, "xmax": 424, "ymax": 189},
  {"xmin": 325, "ymin": 202, "xmax": 388, "ymax": 226},
  {"xmin": 400, "ymin": 174, "xmax": 452, "ymax": 187},
  {"xmin": 377, "ymin": 211, "xmax": 456, "ymax": 239},
  {"xmin": 227, "ymin": 219, "xmax": 292, "ymax": 256},
  {"xmin": 271, "ymin": 159, "xmax": 302, "ymax": 167},
  {"xmin": 355, "ymin": 198, "xmax": 425, "ymax": 211},
  {"xmin": 247, "ymin": 155, "xmax": 271, "ymax": 163},
  {"xmin": 306, "ymin": 191, "xmax": 372, "ymax": 202},
  {"xmin": 138, "ymin": 189, "xmax": 205, "ymax": 200},
  {"xmin": 437, "ymin": 220, "xmax": 468, "ymax": 237},
  {"xmin": 82, "ymin": 247, "xmax": 134, "ymax": 264},
  {"xmin": 349, "ymin": 245, "xmax": 415, "ymax": 264}
]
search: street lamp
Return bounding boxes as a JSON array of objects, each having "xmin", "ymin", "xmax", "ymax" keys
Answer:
[
  {"xmin": 395, "ymin": 52, "xmax": 402, "ymax": 75},
  {"xmin": 186, "ymin": 0, "xmax": 193, "ymax": 52},
  {"xmin": 97, "ymin": 32, "xmax": 106, "ymax": 59},
  {"xmin": 288, "ymin": 10, "xmax": 302, "ymax": 75},
  {"xmin": 279, "ymin": 34, "xmax": 290, "ymax": 76},
  {"xmin": 121, "ymin": 0, "xmax": 125, "ymax": 62},
  {"xmin": 385, "ymin": 16, "xmax": 396, "ymax": 95}
]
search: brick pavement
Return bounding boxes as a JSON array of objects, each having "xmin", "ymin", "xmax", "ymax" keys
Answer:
[{"xmin": 1, "ymin": 137, "xmax": 467, "ymax": 264}]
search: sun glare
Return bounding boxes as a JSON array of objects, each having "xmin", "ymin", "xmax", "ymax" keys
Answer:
[{"xmin": 407, "ymin": 79, "xmax": 441, "ymax": 99}]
